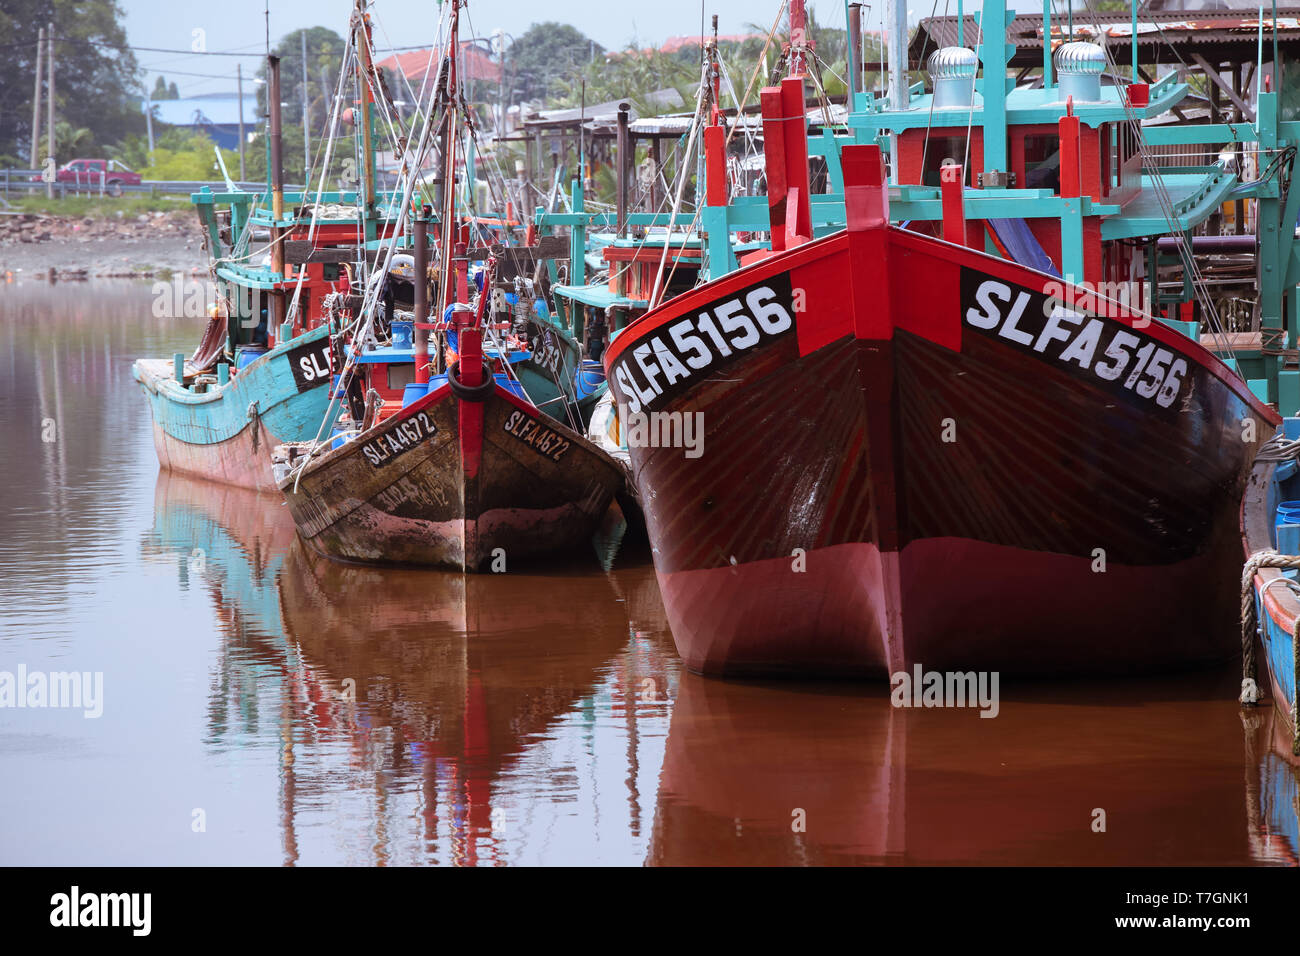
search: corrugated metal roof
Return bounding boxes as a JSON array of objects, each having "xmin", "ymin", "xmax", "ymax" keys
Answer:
[{"xmin": 524, "ymin": 89, "xmax": 686, "ymax": 129}]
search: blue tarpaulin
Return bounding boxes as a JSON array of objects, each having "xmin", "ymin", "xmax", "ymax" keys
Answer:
[{"xmin": 988, "ymin": 218, "xmax": 1061, "ymax": 278}]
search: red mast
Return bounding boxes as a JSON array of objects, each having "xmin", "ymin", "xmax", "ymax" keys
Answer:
[{"xmin": 788, "ymin": 0, "xmax": 811, "ymax": 79}]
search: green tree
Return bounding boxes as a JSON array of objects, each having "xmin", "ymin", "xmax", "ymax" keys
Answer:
[
  {"xmin": 0, "ymin": 0, "xmax": 144, "ymax": 162},
  {"xmin": 507, "ymin": 23, "xmax": 603, "ymax": 102},
  {"xmin": 151, "ymin": 76, "xmax": 179, "ymax": 100},
  {"xmin": 553, "ymin": 47, "xmax": 696, "ymax": 114},
  {"xmin": 37, "ymin": 120, "xmax": 92, "ymax": 159},
  {"xmin": 257, "ymin": 27, "xmax": 347, "ymax": 136}
]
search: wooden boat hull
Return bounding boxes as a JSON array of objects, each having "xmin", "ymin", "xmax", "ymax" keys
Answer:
[
  {"xmin": 133, "ymin": 325, "xmax": 337, "ymax": 493},
  {"xmin": 1242, "ymin": 436, "xmax": 1299, "ymax": 746},
  {"xmin": 605, "ymin": 155, "xmax": 1277, "ymax": 678},
  {"xmin": 279, "ymin": 380, "xmax": 625, "ymax": 570}
]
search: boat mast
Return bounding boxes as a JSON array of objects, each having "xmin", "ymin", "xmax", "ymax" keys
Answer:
[
  {"xmin": 886, "ymin": 0, "xmax": 909, "ymax": 182},
  {"xmin": 789, "ymin": 0, "xmax": 809, "ymax": 78},
  {"xmin": 979, "ymin": 0, "xmax": 1010, "ymax": 185},
  {"xmin": 353, "ymin": 0, "xmax": 379, "ymax": 243},
  {"xmin": 267, "ymin": 54, "xmax": 288, "ymax": 339},
  {"xmin": 439, "ymin": 0, "xmax": 462, "ymax": 312}
]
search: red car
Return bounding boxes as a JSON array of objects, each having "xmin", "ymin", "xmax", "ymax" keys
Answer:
[{"xmin": 35, "ymin": 159, "xmax": 142, "ymax": 196}]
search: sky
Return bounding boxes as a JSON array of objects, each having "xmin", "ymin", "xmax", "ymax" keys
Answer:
[{"xmin": 120, "ymin": 0, "xmax": 1049, "ymax": 98}]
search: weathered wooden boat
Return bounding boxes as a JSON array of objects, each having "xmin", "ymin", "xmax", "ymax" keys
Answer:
[
  {"xmin": 274, "ymin": 0, "xmax": 627, "ymax": 570},
  {"xmin": 278, "ymin": 315, "xmax": 624, "ymax": 570}
]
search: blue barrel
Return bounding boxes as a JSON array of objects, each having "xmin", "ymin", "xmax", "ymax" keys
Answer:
[
  {"xmin": 329, "ymin": 429, "xmax": 358, "ymax": 451},
  {"xmin": 390, "ymin": 320, "xmax": 413, "ymax": 349},
  {"xmin": 1279, "ymin": 523, "xmax": 1300, "ymax": 559},
  {"xmin": 575, "ymin": 359, "xmax": 605, "ymax": 399},
  {"xmin": 402, "ymin": 382, "xmax": 430, "ymax": 407},
  {"xmin": 494, "ymin": 373, "xmax": 526, "ymax": 400},
  {"xmin": 235, "ymin": 345, "xmax": 268, "ymax": 370},
  {"xmin": 1277, "ymin": 500, "xmax": 1300, "ymax": 528}
]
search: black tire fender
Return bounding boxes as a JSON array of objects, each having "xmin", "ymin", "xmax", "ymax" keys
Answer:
[{"xmin": 447, "ymin": 360, "xmax": 496, "ymax": 402}]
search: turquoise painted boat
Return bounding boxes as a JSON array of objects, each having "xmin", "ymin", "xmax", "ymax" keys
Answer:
[
  {"xmin": 133, "ymin": 40, "xmax": 401, "ymax": 493},
  {"xmin": 133, "ymin": 324, "xmax": 339, "ymax": 494},
  {"xmin": 1243, "ymin": 418, "xmax": 1300, "ymax": 756}
]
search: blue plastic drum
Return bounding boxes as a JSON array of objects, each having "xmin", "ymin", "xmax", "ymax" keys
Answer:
[
  {"xmin": 1277, "ymin": 500, "xmax": 1300, "ymax": 528},
  {"xmin": 402, "ymin": 382, "xmax": 430, "ymax": 407},
  {"xmin": 390, "ymin": 320, "xmax": 414, "ymax": 349},
  {"xmin": 235, "ymin": 345, "xmax": 268, "ymax": 370},
  {"xmin": 574, "ymin": 359, "xmax": 605, "ymax": 399}
]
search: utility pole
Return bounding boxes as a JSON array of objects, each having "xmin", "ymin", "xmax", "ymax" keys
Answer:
[
  {"xmin": 31, "ymin": 26, "xmax": 44, "ymax": 169},
  {"xmin": 46, "ymin": 24, "xmax": 55, "ymax": 199},
  {"xmin": 301, "ymin": 30, "xmax": 310, "ymax": 176},
  {"xmin": 236, "ymin": 62, "xmax": 246, "ymax": 181}
]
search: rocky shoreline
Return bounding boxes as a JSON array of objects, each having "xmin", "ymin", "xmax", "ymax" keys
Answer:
[{"xmin": 0, "ymin": 209, "xmax": 210, "ymax": 280}]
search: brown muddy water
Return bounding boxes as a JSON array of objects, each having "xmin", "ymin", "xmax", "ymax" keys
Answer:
[{"xmin": 0, "ymin": 281, "xmax": 1297, "ymax": 866}]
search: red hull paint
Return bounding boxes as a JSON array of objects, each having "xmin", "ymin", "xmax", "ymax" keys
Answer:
[
  {"xmin": 658, "ymin": 537, "xmax": 1232, "ymax": 676},
  {"xmin": 151, "ymin": 420, "xmax": 289, "ymax": 495},
  {"xmin": 605, "ymin": 146, "xmax": 1278, "ymax": 678}
]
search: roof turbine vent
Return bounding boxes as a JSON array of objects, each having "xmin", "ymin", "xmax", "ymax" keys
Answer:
[
  {"xmin": 927, "ymin": 47, "xmax": 978, "ymax": 109},
  {"xmin": 1055, "ymin": 41, "xmax": 1106, "ymax": 103}
]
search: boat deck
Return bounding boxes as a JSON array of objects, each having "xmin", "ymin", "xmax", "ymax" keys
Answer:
[{"xmin": 1199, "ymin": 332, "xmax": 1262, "ymax": 352}]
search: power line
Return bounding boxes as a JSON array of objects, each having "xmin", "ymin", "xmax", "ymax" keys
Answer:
[{"xmin": 139, "ymin": 66, "xmax": 242, "ymax": 80}]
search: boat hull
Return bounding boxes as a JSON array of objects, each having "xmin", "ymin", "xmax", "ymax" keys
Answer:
[
  {"xmin": 1242, "ymin": 445, "xmax": 1299, "ymax": 746},
  {"xmin": 133, "ymin": 325, "xmax": 337, "ymax": 493},
  {"xmin": 606, "ymin": 210, "xmax": 1277, "ymax": 677},
  {"xmin": 279, "ymin": 380, "xmax": 625, "ymax": 571}
]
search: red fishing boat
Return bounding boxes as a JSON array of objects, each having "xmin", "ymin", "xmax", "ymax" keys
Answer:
[{"xmin": 604, "ymin": 109, "xmax": 1278, "ymax": 676}]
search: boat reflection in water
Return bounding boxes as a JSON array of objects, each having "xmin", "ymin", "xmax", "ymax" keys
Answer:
[
  {"xmin": 143, "ymin": 472, "xmax": 1292, "ymax": 866},
  {"xmin": 1243, "ymin": 706, "xmax": 1300, "ymax": 866},
  {"xmin": 145, "ymin": 472, "xmax": 676, "ymax": 865},
  {"xmin": 649, "ymin": 671, "xmax": 1281, "ymax": 866}
]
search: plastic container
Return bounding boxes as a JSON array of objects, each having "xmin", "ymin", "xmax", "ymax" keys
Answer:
[
  {"xmin": 329, "ymin": 429, "xmax": 358, "ymax": 451},
  {"xmin": 574, "ymin": 359, "xmax": 606, "ymax": 399},
  {"xmin": 390, "ymin": 320, "xmax": 414, "ymax": 349},
  {"xmin": 494, "ymin": 374, "xmax": 526, "ymax": 400},
  {"xmin": 1279, "ymin": 523, "xmax": 1300, "ymax": 560},
  {"xmin": 235, "ymin": 345, "xmax": 268, "ymax": 370},
  {"xmin": 1277, "ymin": 500, "xmax": 1300, "ymax": 528},
  {"xmin": 402, "ymin": 382, "xmax": 430, "ymax": 407}
]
